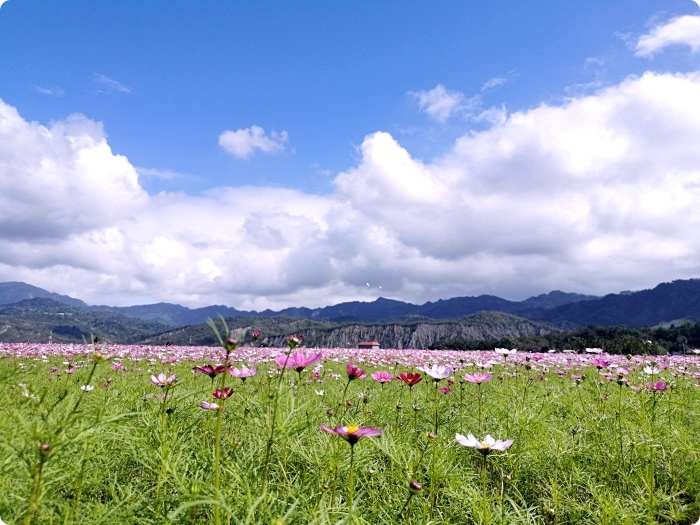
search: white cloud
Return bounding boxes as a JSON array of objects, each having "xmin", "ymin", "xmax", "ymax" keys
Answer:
[
  {"xmin": 409, "ymin": 84, "xmax": 469, "ymax": 123},
  {"xmin": 3, "ymin": 70, "xmax": 700, "ymax": 309},
  {"xmin": 92, "ymin": 74, "xmax": 132, "ymax": 94},
  {"xmin": 635, "ymin": 15, "xmax": 700, "ymax": 57},
  {"xmin": 218, "ymin": 125, "xmax": 288, "ymax": 159}
]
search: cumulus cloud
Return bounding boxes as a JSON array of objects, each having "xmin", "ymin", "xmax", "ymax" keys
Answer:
[
  {"xmin": 635, "ymin": 15, "xmax": 700, "ymax": 57},
  {"xmin": 3, "ymin": 70, "xmax": 700, "ymax": 309},
  {"xmin": 218, "ymin": 125, "xmax": 288, "ymax": 159}
]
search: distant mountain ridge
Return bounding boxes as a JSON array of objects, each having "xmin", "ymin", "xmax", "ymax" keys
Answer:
[
  {"xmin": 0, "ymin": 281, "xmax": 597, "ymax": 326},
  {"xmin": 2, "ymin": 279, "xmax": 700, "ymax": 346}
]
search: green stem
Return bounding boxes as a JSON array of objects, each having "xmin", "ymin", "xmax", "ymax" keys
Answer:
[
  {"xmin": 481, "ymin": 454, "xmax": 489, "ymax": 525},
  {"xmin": 348, "ymin": 444, "xmax": 355, "ymax": 513},
  {"xmin": 261, "ymin": 346, "xmax": 293, "ymax": 492}
]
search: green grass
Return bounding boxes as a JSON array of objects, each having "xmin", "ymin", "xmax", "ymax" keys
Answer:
[{"xmin": 0, "ymin": 348, "xmax": 699, "ymax": 524}]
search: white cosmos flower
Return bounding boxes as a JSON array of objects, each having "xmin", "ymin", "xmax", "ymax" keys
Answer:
[
  {"xmin": 417, "ymin": 364, "xmax": 453, "ymax": 381},
  {"xmin": 81, "ymin": 385, "xmax": 94, "ymax": 391},
  {"xmin": 585, "ymin": 348, "xmax": 603, "ymax": 354},
  {"xmin": 315, "ymin": 390, "xmax": 326, "ymax": 396},
  {"xmin": 494, "ymin": 348, "xmax": 517, "ymax": 355},
  {"xmin": 643, "ymin": 366, "xmax": 661, "ymax": 375},
  {"xmin": 455, "ymin": 433, "xmax": 514, "ymax": 455}
]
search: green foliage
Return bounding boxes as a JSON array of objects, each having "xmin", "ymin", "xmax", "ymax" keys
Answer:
[
  {"xmin": 1, "ymin": 349, "xmax": 699, "ymax": 523},
  {"xmin": 430, "ymin": 321, "xmax": 700, "ymax": 354}
]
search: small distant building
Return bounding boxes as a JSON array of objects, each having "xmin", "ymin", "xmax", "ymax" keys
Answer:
[{"xmin": 358, "ymin": 341, "xmax": 380, "ymax": 349}]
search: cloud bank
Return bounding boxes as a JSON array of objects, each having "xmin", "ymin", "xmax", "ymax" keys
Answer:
[{"xmin": 2, "ymin": 15, "xmax": 700, "ymax": 310}]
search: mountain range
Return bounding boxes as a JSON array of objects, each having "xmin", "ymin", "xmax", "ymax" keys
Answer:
[{"xmin": 1, "ymin": 279, "xmax": 700, "ymax": 347}]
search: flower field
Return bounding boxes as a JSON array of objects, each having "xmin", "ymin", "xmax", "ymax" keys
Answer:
[{"xmin": 1, "ymin": 338, "xmax": 700, "ymax": 524}]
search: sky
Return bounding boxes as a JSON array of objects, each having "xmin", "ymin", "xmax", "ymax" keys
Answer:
[{"xmin": 1, "ymin": 1, "xmax": 700, "ymax": 310}]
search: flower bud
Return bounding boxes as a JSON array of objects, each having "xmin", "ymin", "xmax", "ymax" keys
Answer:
[{"xmin": 409, "ymin": 480, "xmax": 423, "ymax": 494}]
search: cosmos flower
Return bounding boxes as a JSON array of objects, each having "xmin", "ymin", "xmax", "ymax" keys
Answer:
[
  {"xmin": 320, "ymin": 424, "xmax": 383, "ymax": 446},
  {"xmin": 397, "ymin": 372, "xmax": 422, "ymax": 389},
  {"xmin": 80, "ymin": 385, "xmax": 94, "ymax": 391},
  {"xmin": 371, "ymin": 371, "xmax": 394, "ymax": 383},
  {"xmin": 193, "ymin": 364, "xmax": 228, "ymax": 378},
  {"xmin": 200, "ymin": 401, "xmax": 219, "ymax": 411},
  {"xmin": 464, "ymin": 372, "xmax": 493, "ymax": 384},
  {"xmin": 418, "ymin": 364, "xmax": 453, "ymax": 381},
  {"xmin": 455, "ymin": 433, "xmax": 514, "ymax": 455},
  {"xmin": 213, "ymin": 387, "xmax": 234, "ymax": 399},
  {"xmin": 275, "ymin": 351, "xmax": 323, "ymax": 373},
  {"xmin": 648, "ymin": 380, "xmax": 667, "ymax": 392},
  {"xmin": 150, "ymin": 372, "xmax": 178, "ymax": 388},
  {"xmin": 229, "ymin": 365, "xmax": 257, "ymax": 381},
  {"xmin": 346, "ymin": 362, "xmax": 367, "ymax": 380},
  {"xmin": 494, "ymin": 348, "xmax": 517, "ymax": 356},
  {"xmin": 590, "ymin": 358, "xmax": 611, "ymax": 370}
]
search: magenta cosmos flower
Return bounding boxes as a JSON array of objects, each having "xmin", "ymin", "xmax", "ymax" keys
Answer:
[
  {"xmin": 371, "ymin": 371, "xmax": 393, "ymax": 384},
  {"xmin": 418, "ymin": 364, "xmax": 453, "ymax": 381},
  {"xmin": 397, "ymin": 372, "xmax": 422, "ymax": 389},
  {"xmin": 347, "ymin": 362, "xmax": 367, "ymax": 380},
  {"xmin": 455, "ymin": 433, "xmax": 514, "ymax": 456},
  {"xmin": 464, "ymin": 372, "xmax": 493, "ymax": 384},
  {"xmin": 213, "ymin": 387, "xmax": 233, "ymax": 399},
  {"xmin": 321, "ymin": 424, "xmax": 383, "ymax": 446},
  {"xmin": 193, "ymin": 364, "xmax": 228, "ymax": 379},
  {"xmin": 275, "ymin": 351, "xmax": 323, "ymax": 372},
  {"xmin": 229, "ymin": 365, "xmax": 257, "ymax": 381},
  {"xmin": 150, "ymin": 372, "xmax": 178, "ymax": 388},
  {"xmin": 648, "ymin": 380, "xmax": 667, "ymax": 392}
]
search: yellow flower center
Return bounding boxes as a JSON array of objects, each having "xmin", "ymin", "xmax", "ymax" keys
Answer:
[
  {"xmin": 480, "ymin": 441, "xmax": 491, "ymax": 448},
  {"xmin": 346, "ymin": 425, "xmax": 359, "ymax": 433}
]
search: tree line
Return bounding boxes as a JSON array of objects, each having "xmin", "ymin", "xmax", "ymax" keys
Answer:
[{"xmin": 429, "ymin": 321, "xmax": 700, "ymax": 355}]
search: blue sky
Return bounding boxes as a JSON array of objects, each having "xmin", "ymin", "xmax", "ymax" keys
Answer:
[{"xmin": 1, "ymin": 0, "xmax": 700, "ymax": 310}]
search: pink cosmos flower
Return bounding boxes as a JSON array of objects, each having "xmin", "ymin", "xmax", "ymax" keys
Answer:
[
  {"xmin": 464, "ymin": 372, "xmax": 493, "ymax": 384},
  {"xmin": 320, "ymin": 424, "xmax": 383, "ymax": 446},
  {"xmin": 150, "ymin": 372, "xmax": 178, "ymax": 388},
  {"xmin": 251, "ymin": 331, "xmax": 262, "ymax": 340},
  {"xmin": 418, "ymin": 364, "xmax": 453, "ymax": 381},
  {"xmin": 455, "ymin": 433, "xmax": 514, "ymax": 455},
  {"xmin": 439, "ymin": 387, "xmax": 452, "ymax": 394},
  {"xmin": 200, "ymin": 401, "xmax": 219, "ymax": 411},
  {"xmin": 111, "ymin": 363, "xmax": 124, "ymax": 371},
  {"xmin": 371, "ymin": 371, "xmax": 393, "ymax": 384},
  {"xmin": 229, "ymin": 365, "xmax": 257, "ymax": 381},
  {"xmin": 275, "ymin": 351, "xmax": 323, "ymax": 372},
  {"xmin": 590, "ymin": 358, "xmax": 611, "ymax": 370},
  {"xmin": 347, "ymin": 362, "xmax": 366, "ymax": 380}
]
